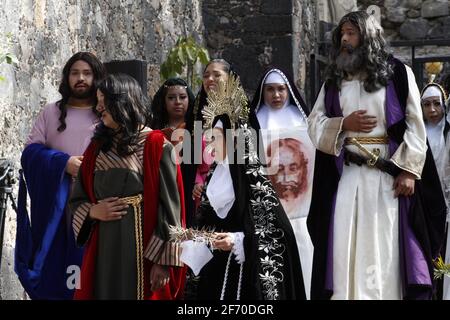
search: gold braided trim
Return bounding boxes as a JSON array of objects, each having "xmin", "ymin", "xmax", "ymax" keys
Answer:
[
  {"xmin": 121, "ymin": 194, "xmax": 144, "ymax": 300},
  {"xmin": 345, "ymin": 136, "xmax": 389, "ymax": 145}
]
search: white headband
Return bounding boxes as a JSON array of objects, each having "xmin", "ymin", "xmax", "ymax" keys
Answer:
[
  {"xmin": 422, "ymin": 86, "xmax": 443, "ymax": 100},
  {"xmin": 264, "ymin": 71, "xmax": 286, "ymax": 85},
  {"xmin": 214, "ymin": 119, "xmax": 223, "ymax": 129}
]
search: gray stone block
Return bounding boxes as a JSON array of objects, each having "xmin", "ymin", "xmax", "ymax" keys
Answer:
[
  {"xmin": 243, "ymin": 15, "xmax": 292, "ymax": 33},
  {"xmin": 428, "ymin": 24, "xmax": 450, "ymax": 38},
  {"xmin": 406, "ymin": 0, "xmax": 423, "ymax": 9},
  {"xmin": 406, "ymin": 9, "xmax": 421, "ymax": 18},
  {"xmin": 269, "ymin": 36, "xmax": 293, "ymax": 71},
  {"xmin": 421, "ymin": 0, "xmax": 449, "ymax": 18},
  {"xmin": 230, "ymin": 4, "xmax": 252, "ymax": 16},
  {"xmin": 437, "ymin": 16, "xmax": 450, "ymax": 25},
  {"xmin": 384, "ymin": 0, "xmax": 402, "ymax": 7},
  {"xmin": 386, "ymin": 7, "xmax": 407, "ymax": 23},
  {"xmin": 399, "ymin": 18, "xmax": 430, "ymax": 39},
  {"xmin": 261, "ymin": 0, "xmax": 292, "ymax": 15}
]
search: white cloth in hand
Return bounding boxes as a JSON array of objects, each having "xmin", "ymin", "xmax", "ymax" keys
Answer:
[{"xmin": 180, "ymin": 240, "xmax": 213, "ymax": 276}]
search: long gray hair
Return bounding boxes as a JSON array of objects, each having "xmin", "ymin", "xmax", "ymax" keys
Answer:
[{"xmin": 325, "ymin": 11, "xmax": 393, "ymax": 92}]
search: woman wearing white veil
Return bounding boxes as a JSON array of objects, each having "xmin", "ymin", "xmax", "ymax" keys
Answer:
[{"xmin": 249, "ymin": 67, "xmax": 314, "ymax": 299}]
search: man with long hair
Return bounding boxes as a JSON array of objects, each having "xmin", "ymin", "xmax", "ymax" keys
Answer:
[
  {"xmin": 15, "ymin": 52, "xmax": 107, "ymax": 299},
  {"xmin": 307, "ymin": 11, "xmax": 446, "ymax": 300}
]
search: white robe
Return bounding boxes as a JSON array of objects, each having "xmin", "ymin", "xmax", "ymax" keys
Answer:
[{"xmin": 308, "ymin": 66, "xmax": 427, "ymax": 300}]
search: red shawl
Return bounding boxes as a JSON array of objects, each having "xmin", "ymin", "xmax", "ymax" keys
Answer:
[{"xmin": 74, "ymin": 130, "xmax": 186, "ymax": 300}]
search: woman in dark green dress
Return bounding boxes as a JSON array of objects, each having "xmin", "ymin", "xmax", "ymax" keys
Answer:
[{"xmin": 70, "ymin": 73, "xmax": 186, "ymax": 300}]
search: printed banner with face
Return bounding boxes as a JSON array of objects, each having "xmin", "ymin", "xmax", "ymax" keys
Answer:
[{"xmin": 261, "ymin": 127, "xmax": 315, "ymax": 220}]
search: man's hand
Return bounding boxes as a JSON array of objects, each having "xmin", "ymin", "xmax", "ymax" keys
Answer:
[
  {"xmin": 66, "ymin": 156, "xmax": 84, "ymax": 177},
  {"xmin": 150, "ymin": 264, "xmax": 170, "ymax": 292},
  {"xmin": 393, "ymin": 171, "xmax": 416, "ymax": 197},
  {"xmin": 89, "ymin": 197, "xmax": 128, "ymax": 221},
  {"xmin": 212, "ymin": 232, "xmax": 234, "ymax": 251},
  {"xmin": 342, "ymin": 110, "xmax": 377, "ymax": 133},
  {"xmin": 192, "ymin": 183, "xmax": 204, "ymax": 200}
]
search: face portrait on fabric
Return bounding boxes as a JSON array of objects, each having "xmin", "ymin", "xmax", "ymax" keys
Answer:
[
  {"xmin": 265, "ymin": 134, "xmax": 314, "ymax": 220},
  {"xmin": 267, "ymin": 137, "xmax": 308, "ymax": 196}
]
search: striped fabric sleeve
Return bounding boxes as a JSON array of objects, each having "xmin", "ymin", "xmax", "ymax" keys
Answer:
[
  {"xmin": 73, "ymin": 202, "xmax": 93, "ymax": 238},
  {"xmin": 157, "ymin": 241, "xmax": 183, "ymax": 267},
  {"xmin": 68, "ymin": 172, "xmax": 96, "ymax": 247},
  {"xmin": 143, "ymin": 142, "xmax": 183, "ymax": 267},
  {"xmin": 144, "ymin": 234, "xmax": 164, "ymax": 261},
  {"xmin": 144, "ymin": 235, "xmax": 183, "ymax": 267}
]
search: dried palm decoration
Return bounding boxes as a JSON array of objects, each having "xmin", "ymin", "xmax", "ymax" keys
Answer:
[
  {"xmin": 425, "ymin": 61, "xmax": 443, "ymax": 84},
  {"xmin": 169, "ymin": 225, "xmax": 218, "ymax": 248},
  {"xmin": 201, "ymin": 75, "xmax": 249, "ymax": 131},
  {"xmin": 433, "ymin": 255, "xmax": 450, "ymax": 280}
]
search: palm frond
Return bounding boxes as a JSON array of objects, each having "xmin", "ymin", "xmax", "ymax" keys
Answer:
[
  {"xmin": 433, "ymin": 255, "xmax": 450, "ymax": 279},
  {"xmin": 202, "ymin": 75, "xmax": 248, "ymax": 131}
]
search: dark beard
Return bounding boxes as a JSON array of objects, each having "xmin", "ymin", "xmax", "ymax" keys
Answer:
[
  {"xmin": 70, "ymin": 85, "xmax": 95, "ymax": 99},
  {"xmin": 335, "ymin": 46, "xmax": 364, "ymax": 75}
]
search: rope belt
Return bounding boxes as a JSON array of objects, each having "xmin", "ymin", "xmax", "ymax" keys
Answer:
[
  {"xmin": 121, "ymin": 194, "xmax": 144, "ymax": 300},
  {"xmin": 345, "ymin": 136, "xmax": 389, "ymax": 145},
  {"xmin": 220, "ymin": 252, "xmax": 244, "ymax": 300}
]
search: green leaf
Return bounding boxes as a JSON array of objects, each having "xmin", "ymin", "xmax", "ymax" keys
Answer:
[
  {"xmin": 186, "ymin": 36, "xmax": 195, "ymax": 46},
  {"xmin": 198, "ymin": 48, "xmax": 210, "ymax": 64},
  {"xmin": 160, "ymin": 35, "xmax": 210, "ymax": 86},
  {"xmin": 6, "ymin": 54, "xmax": 18, "ymax": 64},
  {"xmin": 177, "ymin": 46, "xmax": 186, "ymax": 65},
  {"xmin": 0, "ymin": 75, "xmax": 5, "ymax": 81},
  {"xmin": 168, "ymin": 49, "xmax": 179, "ymax": 63},
  {"xmin": 185, "ymin": 46, "xmax": 196, "ymax": 63},
  {"xmin": 194, "ymin": 76, "xmax": 202, "ymax": 88},
  {"xmin": 174, "ymin": 61, "xmax": 183, "ymax": 75}
]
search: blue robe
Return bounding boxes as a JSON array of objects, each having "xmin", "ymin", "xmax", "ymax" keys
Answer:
[{"xmin": 15, "ymin": 143, "xmax": 83, "ymax": 299}]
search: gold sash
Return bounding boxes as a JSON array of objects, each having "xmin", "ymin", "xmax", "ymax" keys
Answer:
[
  {"xmin": 345, "ymin": 136, "xmax": 389, "ymax": 145},
  {"xmin": 121, "ymin": 194, "xmax": 144, "ymax": 300}
]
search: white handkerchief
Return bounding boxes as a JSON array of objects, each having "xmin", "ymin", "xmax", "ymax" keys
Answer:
[{"xmin": 180, "ymin": 240, "xmax": 213, "ymax": 276}]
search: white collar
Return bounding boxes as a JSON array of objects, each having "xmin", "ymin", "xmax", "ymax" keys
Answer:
[
  {"xmin": 206, "ymin": 159, "xmax": 235, "ymax": 219},
  {"xmin": 256, "ymin": 102, "xmax": 306, "ymax": 129}
]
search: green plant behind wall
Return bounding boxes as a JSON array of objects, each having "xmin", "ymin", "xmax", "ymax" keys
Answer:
[
  {"xmin": 160, "ymin": 36, "xmax": 209, "ymax": 91},
  {"xmin": 0, "ymin": 33, "xmax": 18, "ymax": 81}
]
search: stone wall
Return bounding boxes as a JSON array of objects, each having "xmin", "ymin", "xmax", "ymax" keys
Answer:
[
  {"xmin": 202, "ymin": 0, "xmax": 316, "ymax": 103},
  {"xmin": 5, "ymin": 0, "xmax": 449, "ymax": 301},
  {"xmin": 358, "ymin": 0, "xmax": 450, "ymax": 68},
  {"xmin": 0, "ymin": 0, "xmax": 203, "ymax": 300},
  {"xmin": 358, "ymin": 0, "xmax": 450, "ymax": 41},
  {"xmin": 313, "ymin": 1, "xmax": 450, "ymax": 87},
  {"xmin": 293, "ymin": 0, "xmax": 317, "ymax": 105}
]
